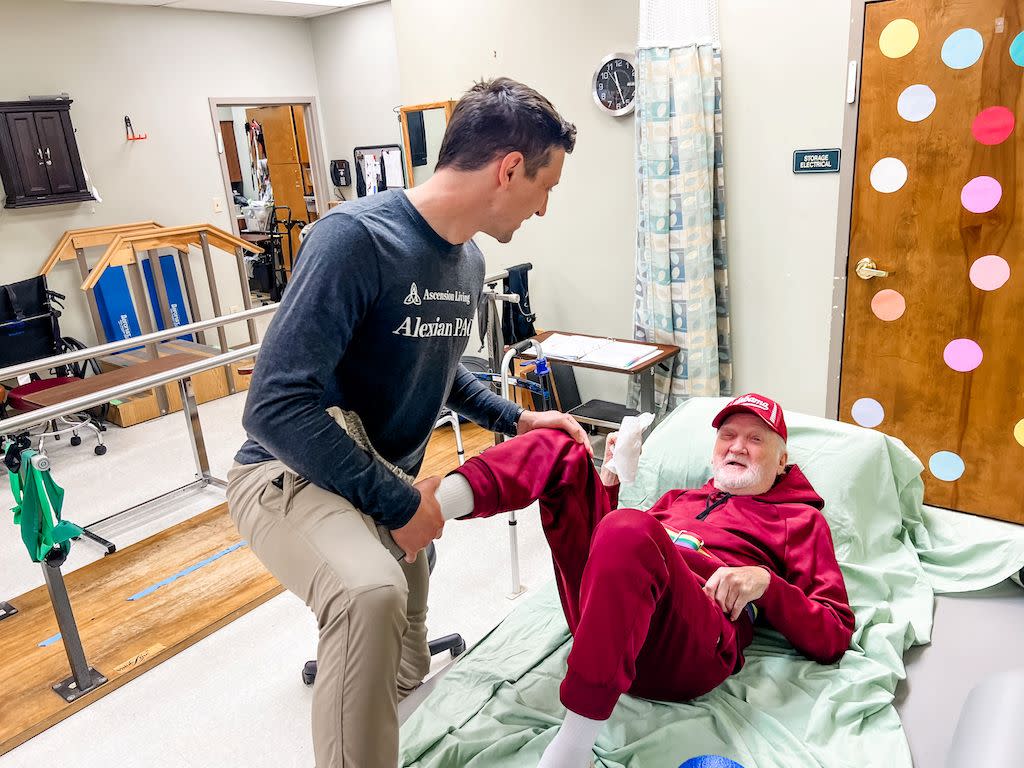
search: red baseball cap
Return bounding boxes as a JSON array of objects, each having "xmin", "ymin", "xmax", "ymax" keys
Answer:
[{"xmin": 712, "ymin": 393, "xmax": 787, "ymax": 441}]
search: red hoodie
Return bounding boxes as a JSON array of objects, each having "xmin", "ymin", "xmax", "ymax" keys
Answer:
[{"xmin": 610, "ymin": 467, "xmax": 855, "ymax": 664}]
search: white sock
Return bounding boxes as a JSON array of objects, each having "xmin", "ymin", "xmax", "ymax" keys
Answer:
[
  {"xmin": 436, "ymin": 473, "xmax": 475, "ymax": 521},
  {"xmin": 537, "ymin": 710, "xmax": 604, "ymax": 768}
]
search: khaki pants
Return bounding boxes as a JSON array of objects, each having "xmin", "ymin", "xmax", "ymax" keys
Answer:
[{"xmin": 227, "ymin": 460, "xmax": 430, "ymax": 768}]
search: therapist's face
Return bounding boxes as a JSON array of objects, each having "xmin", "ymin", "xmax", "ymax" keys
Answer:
[
  {"xmin": 712, "ymin": 414, "xmax": 787, "ymax": 495},
  {"xmin": 485, "ymin": 148, "xmax": 565, "ymax": 243}
]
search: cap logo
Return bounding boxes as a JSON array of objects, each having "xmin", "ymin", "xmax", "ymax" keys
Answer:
[{"xmin": 733, "ymin": 394, "xmax": 770, "ymax": 412}]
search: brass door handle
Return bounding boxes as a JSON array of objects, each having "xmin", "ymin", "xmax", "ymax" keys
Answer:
[{"xmin": 855, "ymin": 257, "xmax": 890, "ymax": 280}]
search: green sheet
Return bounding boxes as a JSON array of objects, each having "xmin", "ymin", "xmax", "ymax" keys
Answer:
[{"xmin": 400, "ymin": 398, "xmax": 1024, "ymax": 767}]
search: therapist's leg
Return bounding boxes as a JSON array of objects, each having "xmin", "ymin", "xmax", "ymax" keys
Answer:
[{"xmin": 228, "ymin": 460, "xmax": 412, "ymax": 768}]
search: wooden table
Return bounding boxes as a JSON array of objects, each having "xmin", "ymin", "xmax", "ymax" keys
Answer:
[
  {"xmin": 526, "ymin": 330, "xmax": 680, "ymax": 415},
  {"xmin": 22, "ymin": 353, "xmax": 203, "ymax": 408}
]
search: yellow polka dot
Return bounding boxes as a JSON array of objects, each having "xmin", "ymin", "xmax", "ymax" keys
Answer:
[
  {"xmin": 1015, "ymin": 419, "xmax": 1024, "ymax": 447},
  {"xmin": 880, "ymin": 19, "xmax": 920, "ymax": 58}
]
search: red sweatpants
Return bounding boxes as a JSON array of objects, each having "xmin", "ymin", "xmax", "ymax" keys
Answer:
[{"xmin": 454, "ymin": 429, "xmax": 749, "ymax": 720}]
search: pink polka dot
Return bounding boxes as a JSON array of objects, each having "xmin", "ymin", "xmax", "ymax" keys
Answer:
[
  {"xmin": 969, "ymin": 255, "xmax": 1010, "ymax": 291},
  {"xmin": 972, "ymin": 106, "xmax": 1015, "ymax": 145},
  {"xmin": 871, "ymin": 289, "xmax": 906, "ymax": 321},
  {"xmin": 961, "ymin": 176, "xmax": 1002, "ymax": 213},
  {"xmin": 944, "ymin": 339, "xmax": 983, "ymax": 372}
]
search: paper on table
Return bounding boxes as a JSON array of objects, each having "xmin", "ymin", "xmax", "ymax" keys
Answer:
[
  {"xmin": 538, "ymin": 333, "xmax": 609, "ymax": 360},
  {"xmin": 583, "ymin": 341, "xmax": 660, "ymax": 369}
]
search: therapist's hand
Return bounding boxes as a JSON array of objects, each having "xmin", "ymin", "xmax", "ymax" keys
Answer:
[
  {"xmin": 703, "ymin": 566, "xmax": 770, "ymax": 621},
  {"xmin": 516, "ymin": 410, "xmax": 593, "ymax": 455},
  {"xmin": 392, "ymin": 477, "xmax": 444, "ymax": 563}
]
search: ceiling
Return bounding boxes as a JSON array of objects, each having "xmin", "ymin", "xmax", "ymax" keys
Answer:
[{"xmin": 66, "ymin": 0, "xmax": 382, "ymax": 19}]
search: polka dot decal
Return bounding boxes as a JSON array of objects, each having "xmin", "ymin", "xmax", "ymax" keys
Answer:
[
  {"xmin": 969, "ymin": 255, "xmax": 1010, "ymax": 291},
  {"xmin": 943, "ymin": 339, "xmax": 983, "ymax": 372},
  {"xmin": 1015, "ymin": 419, "xmax": 1024, "ymax": 447},
  {"xmin": 942, "ymin": 28, "xmax": 984, "ymax": 69},
  {"xmin": 930, "ymin": 451, "xmax": 965, "ymax": 481},
  {"xmin": 961, "ymin": 176, "xmax": 1001, "ymax": 213},
  {"xmin": 852, "ymin": 398, "xmax": 885, "ymax": 428},
  {"xmin": 971, "ymin": 106, "xmax": 1015, "ymax": 145},
  {"xmin": 880, "ymin": 19, "xmax": 920, "ymax": 58},
  {"xmin": 871, "ymin": 289, "xmax": 906, "ymax": 321},
  {"xmin": 870, "ymin": 158, "xmax": 908, "ymax": 193},
  {"xmin": 897, "ymin": 84, "xmax": 936, "ymax": 122},
  {"xmin": 1011, "ymin": 31, "xmax": 1024, "ymax": 66}
]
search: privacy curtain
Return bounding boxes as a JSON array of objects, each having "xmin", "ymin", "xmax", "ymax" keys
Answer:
[{"xmin": 633, "ymin": 0, "xmax": 732, "ymax": 413}]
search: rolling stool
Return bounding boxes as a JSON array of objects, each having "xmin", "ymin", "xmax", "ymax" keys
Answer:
[{"xmin": 301, "ymin": 541, "xmax": 466, "ymax": 685}]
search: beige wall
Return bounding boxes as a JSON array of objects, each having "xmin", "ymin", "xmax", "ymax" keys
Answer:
[
  {"xmin": 719, "ymin": 1, "xmax": 851, "ymax": 416},
  {"xmin": 391, "ymin": 0, "xmax": 638, "ymax": 401},
  {"xmin": 391, "ymin": 0, "xmax": 855, "ymax": 414},
  {"xmin": 0, "ymin": 0, "xmax": 319, "ymax": 347},
  {"xmin": 310, "ymin": 1, "xmax": 402, "ymax": 198}
]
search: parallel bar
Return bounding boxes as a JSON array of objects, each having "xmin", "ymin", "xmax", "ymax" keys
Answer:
[
  {"xmin": 179, "ymin": 376, "xmax": 210, "ymax": 481},
  {"xmin": 0, "ymin": 305, "xmax": 274, "ymax": 381},
  {"xmin": 177, "ymin": 249, "xmax": 208, "ymax": 346},
  {"xmin": 147, "ymin": 249, "xmax": 174, "ymax": 331},
  {"xmin": 0, "ymin": 345, "xmax": 259, "ymax": 434},
  {"xmin": 74, "ymin": 248, "xmax": 105, "ymax": 344},
  {"xmin": 199, "ymin": 231, "xmax": 235, "ymax": 394},
  {"xmin": 128, "ymin": 258, "xmax": 169, "ymax": 415},
  {"xmin": 40, "ymin": 554, "xmax": 95, "ymax": 692},
  {"xmin": 234, "ymin": 246, "xmax": 258, "ymax": 344}
]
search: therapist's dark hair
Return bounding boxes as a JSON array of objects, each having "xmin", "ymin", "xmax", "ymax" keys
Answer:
[{"xmin": 435, "ymin": 77, "xmax": 576, "ymax": 178}]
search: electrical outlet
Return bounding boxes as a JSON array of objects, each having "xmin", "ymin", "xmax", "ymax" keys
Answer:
[{"xmin": 212, "ymin": 197, "xmax": 224, "ymax": 213}]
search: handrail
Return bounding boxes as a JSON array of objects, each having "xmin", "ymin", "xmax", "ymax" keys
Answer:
[
  {"xmin": 0, "ymin": 304, "xmax": 276, "ymax": 381},
  {"xmin": 0, "ymin": 345, "xmax": 260, "ymax": 435}
]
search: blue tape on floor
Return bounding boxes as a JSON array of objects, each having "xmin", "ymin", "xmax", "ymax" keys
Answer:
[
  {"xmin": 127, "ymin": 541, "xmax": 248, "ymax": 601},
  {"xmin": 36, "ymin": 541, "xmax": 250, "ymax": 648}
]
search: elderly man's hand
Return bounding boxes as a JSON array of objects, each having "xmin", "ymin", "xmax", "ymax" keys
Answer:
[
  {"xmin": 703, "ymin": 566, "xmax": 771, "ymax": 621},
  {"xmin": 516, "ymin": 410, "xmax": 593, "ymax": 456}
]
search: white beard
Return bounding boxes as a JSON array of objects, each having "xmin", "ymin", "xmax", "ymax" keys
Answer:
[{"xmin": 712, "ymin": 454, "xmax": 774, "ymax": 493}]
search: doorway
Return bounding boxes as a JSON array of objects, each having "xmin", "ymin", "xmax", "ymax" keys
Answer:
[{"xmin": 209, "ymin": 97, "xmax": 329, "ymax": 303}]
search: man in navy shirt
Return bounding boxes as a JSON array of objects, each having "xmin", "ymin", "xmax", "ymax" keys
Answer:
[{"xmin": 227, "ymin": 78, "xmax": 586, "ymax": 768}]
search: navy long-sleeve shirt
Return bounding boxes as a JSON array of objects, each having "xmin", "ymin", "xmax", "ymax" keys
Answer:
[{"xmin": 235, "ymin": 191, "xmax": 522, "ymax": 529}]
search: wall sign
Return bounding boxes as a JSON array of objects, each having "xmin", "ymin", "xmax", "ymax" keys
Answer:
[{"xmin": 793, "ymin": 149, "xmax": 841, "ymax": 173}]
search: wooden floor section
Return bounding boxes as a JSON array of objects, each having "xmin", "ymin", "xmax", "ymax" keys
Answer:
[{"xmin": 0, "ymin": 422, "xmax": 495, "ymax": 755}]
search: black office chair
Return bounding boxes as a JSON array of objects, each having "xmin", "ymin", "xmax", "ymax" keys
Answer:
[
  {"xmin": 534, "ymin": 362, "xmax": 639, "ymax": 434},
  {"xmin": 301, "ymin": 541, "xmax": 466, "ymax": 686},
  {"xmin": 0, "ymin": 276, "xmax": 107, "ymax": 454}
]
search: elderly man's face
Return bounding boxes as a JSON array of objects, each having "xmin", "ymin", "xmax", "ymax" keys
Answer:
[{"xmin": 712, "ymin": 413, "xmax": 787, "ymax": 495}]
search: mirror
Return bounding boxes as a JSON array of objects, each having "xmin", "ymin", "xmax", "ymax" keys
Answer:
[{"xmin": 399, "ymin": 101, "xmax": 456, "ymax": 188}]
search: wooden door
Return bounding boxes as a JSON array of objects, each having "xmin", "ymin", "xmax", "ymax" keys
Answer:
[
  {"xmin": 5, "ymin": 113, "xmax": 49, "ymax": 195},
  {"xmin": 266, "ymin": 162, "xmax": 306, "ymax": 272},
  {"xmin": 34, "ymin": 111, "xmax": 77, "ymax": 194},
  {"xmin": 247, "ymin": 106, "xmax": 299, "ymax": 164},
  {"xmin": 839, "ymin": 0, "xmax": 1024, "ymax": 522},
  {"xmin": 220, "ymin": 120, "xmax": 242, "ymax": 184}
]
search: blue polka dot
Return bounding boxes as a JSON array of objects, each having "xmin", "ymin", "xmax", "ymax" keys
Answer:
[
  {"xmin": 929, "ymin": 451, "xmax": 965, "ymax": 482},
  {"xmin": 851, "ymin": 398, "xmax": 885, "ymax": 428},
  {"xmin": 942, "ymin": 28, "xmax": 984, "ymax": 69},
  {"xmin": 680, "ymin": 758, "xmax": 747, "ymax": 768},
  {"xmin": 1011, "ymin": 31, "xmax": 1024, "ymax": 66}
]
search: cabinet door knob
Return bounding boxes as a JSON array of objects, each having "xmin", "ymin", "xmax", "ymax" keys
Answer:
[
  {"xmin": 45, "ymin": 147, "xmax": 52, "ymax": 166},
  {"xmin": 36, "ymin": 148, "xmax": 44, "ymax": 165}
]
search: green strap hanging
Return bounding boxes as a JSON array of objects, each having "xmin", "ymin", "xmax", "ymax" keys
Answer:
[{"xmin": 9, "ymin": 449, "xmax": 81, "ymax": 563}]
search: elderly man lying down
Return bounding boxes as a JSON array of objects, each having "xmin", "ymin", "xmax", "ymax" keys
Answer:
[{"xmin": 431, "ymin": 392, "xmax": 855, "ymax": 768}]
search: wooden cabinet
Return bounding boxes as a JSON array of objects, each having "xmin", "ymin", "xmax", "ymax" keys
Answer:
[{"xmin": 0, "ymin": 100, "xmax": 94, "ymax": 208}]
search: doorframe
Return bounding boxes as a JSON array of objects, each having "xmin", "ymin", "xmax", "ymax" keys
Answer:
[
  {"xmin": 207, "ymin": 96, "xmax": 331, "ymax": 237},
  {"xmin": 825, "ymin": 0, "xmax": 889, "ymax": 418}
]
